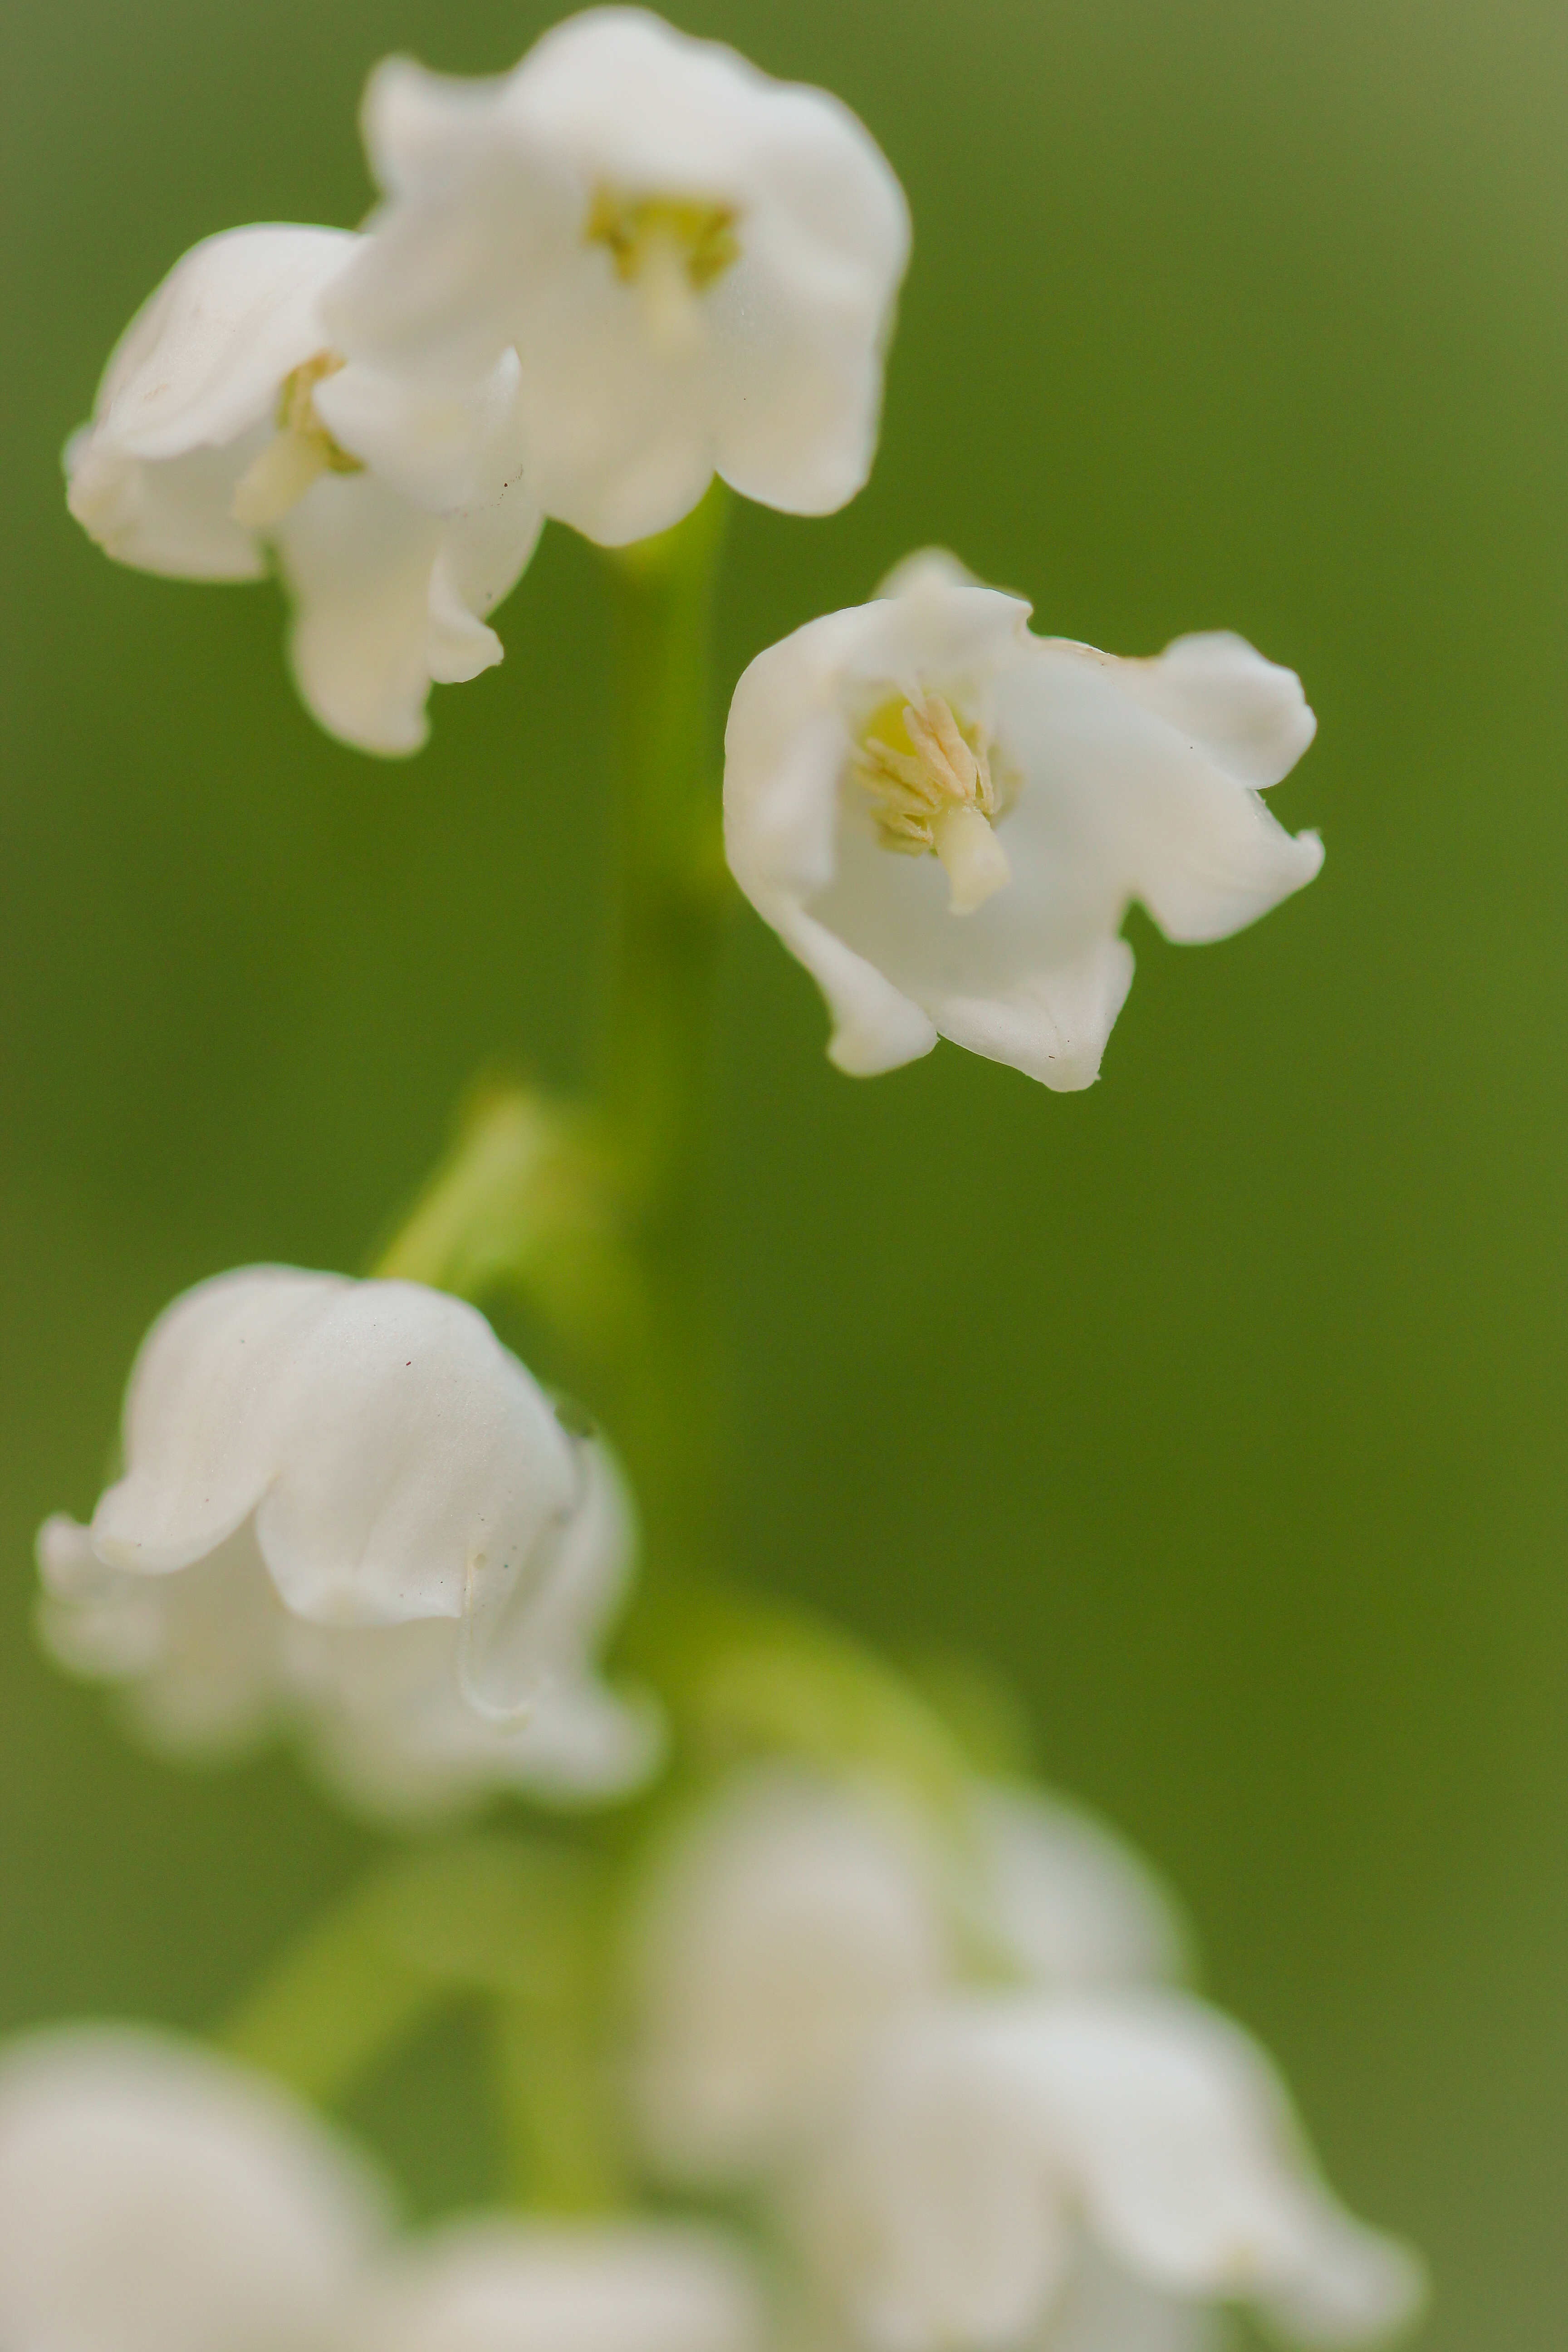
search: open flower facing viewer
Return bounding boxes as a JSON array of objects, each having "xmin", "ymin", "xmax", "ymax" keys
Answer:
[
  {"xmin": 725, "ymin": 552, "xmax": 1323, "ymax": 1088},
  {"xmin": 324, "ymin": 8, "xmax": 910, "ymax": 546}
]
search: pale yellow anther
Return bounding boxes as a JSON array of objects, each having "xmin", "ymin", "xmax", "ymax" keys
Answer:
[
  {"xmin": 230, "ymin": 352, "xmax": 363, "ymax": 529},
  {"xmin": 853, "ymin": 693, "xmax": 1013, "ymax": 914},
  {"xmin": 585, "ymin": 185, "xmax": 741, "ymax": 357}
]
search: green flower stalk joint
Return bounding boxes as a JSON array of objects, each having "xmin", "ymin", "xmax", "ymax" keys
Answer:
[{"xmin": 29, "ymin": 9, "xmax": 1426, "ymax": 2352}]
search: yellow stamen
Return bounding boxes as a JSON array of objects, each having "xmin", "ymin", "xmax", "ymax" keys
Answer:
[
  {"xmin": 853, "ymin": 694, "xmax": 1014, "ymax": 914},
  {"xmin": 230, "ymin": 352, "xmax": 363, "ymax": 529}
]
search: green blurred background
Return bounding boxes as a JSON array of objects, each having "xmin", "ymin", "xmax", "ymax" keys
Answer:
[{"xmin": 3, "ymin": 0, "xmax": 1564, "ymax": 2337}]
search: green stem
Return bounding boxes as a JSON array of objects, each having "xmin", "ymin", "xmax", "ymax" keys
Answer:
[{"xmin": 590, "ymin": 482, "xmax": 733, "ymax": 1579}]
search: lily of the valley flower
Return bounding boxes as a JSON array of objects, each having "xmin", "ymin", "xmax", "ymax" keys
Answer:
[
  {"xmin": 787, "ymin": 1993, "xmax": 1426, "ymax": 2352},
  {"xmin": 346, "ymin": 2217, "xmax": 767, "ymax": 2352},
  {"xmin": 724, "ymin": 551, "xmax": 1323, "ymax": 1088},
  {"xmin": 324, "ymin": 8, "xmax": 910, "ymax": 546},
  {"xmin": 65, "ymin": 224, "xmax": 540, "ymax": 753},
  {"xmin": 0, "ymin": 2026, "xmax": 389, "ymax": 2352},
  {"xmin": 39, "ymin": 1266, "xmax": 597, "ymax": 1720},
  {"xmin": 38, "ymin": 1443, "xmax": 661, "ymax": 1820}
]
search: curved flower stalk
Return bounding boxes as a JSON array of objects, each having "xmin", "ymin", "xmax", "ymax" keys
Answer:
[
  {"xmin": 324, "ymin": 8, "xmax": 910, "ymax": 546},
  {"xmin": 65, "ymin": 225, "xmax": 540, "ymax": 752},
  {"xmin": 724, "ymin": 551, "xmax": 1323, "ymax": 1088},
  {"xmin": 0, "ymin": 2024, "xmax": 389, "ymax": 2352},
  {"xmin": 346, "ymin": 2216, "xmax": 767, "ymax": 2352},
  {"xmin": 37, "ymin": 1266, "xmax": 603, "ymax": 1722},
  {"xmin": 787, "ymin": 1994, "xmax": 1425, "ymax": 2352},
  {"xmin": 38, "ymin": 1444, "xmax": 661, "ymax": 1820},
  {"xmin": 624, "ymin": 1766, "xmax": 1421, "ymax": 2351}
]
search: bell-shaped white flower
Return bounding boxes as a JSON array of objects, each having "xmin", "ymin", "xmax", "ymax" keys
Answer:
[
  {"xmin": 289, "ymin": 1441, "xmax": 664, "ymax": 1820},
  {"xmin": 626, "ymin": 1764, "xmax": 1184, "ymax": 2189},
  {"xmin": 975, "ymin": 1784, "xmax": 1192, "ymax": 1991},
  {"xmin": 628, "ymin": 1766, "xmax": 954, "ymax": 2185},
  {"xmin": 724, "ymin": 551, "xmax": 1323, "ymax": 1088},
  {"xmin": 324, "ymin": 8, "xmax": 910, "ymax": 546},
  {"xmin": 345, "ymin": 2217, "xmax": 767, "ymax": 2352},
  {"xmin": 38, "ymin": 1443, "xmax": 660, "ymax": 1817},
  {"xmin": 787, "ymin": 1991, "xmax": 1425, "ymax": 2352},
  {"xmin": 0, "ymin": 2024, "xmax": 389, "ymax": 2352},
  {"xmin": 65, "ymin": 224, "xmax": 541, "ymax": 753},
  {"xmin": 39, "ymin": 1266, "xmax": 597, "ymax": 1719}
]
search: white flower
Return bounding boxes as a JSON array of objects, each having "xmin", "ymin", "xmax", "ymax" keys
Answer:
[
  {"xmin": 0, "ymin": 2024, "xmax": 388, "ymax": 2352},
  {"xmin": 626, "ymin": 1765, "xmax": 1182, "ymax": 2188},
  {"xmin": 39, "ymin": 1266, "xmax": 597, "ymax": 1720},
  {"xmin": 65, "ymin": 224, "xmax": 540, "ymax": 753},
  {"xmin": 787, "ymin": 1992, "xmax": 1425, "ymax": 2352},
  {"xmin": 38, "ymin": 1444, "xmax": 661, "ymax": 1818},
  {"xmin": 628, "ymin": 1767, "xmax": 953, "ymax": 2185},
  {"xmin": 290, "ymin": 1441, "xmax": 664, "ymax": 1821},
  {"xmin": 975, "ymin": 1784, "xmax": 1192, "ymax": 1991},
  {"xmin": 723, "ymin": 551, "xmax": 1323, "ymax": 1089},
  {"xmin": 345, "ymin": 2217, "xmax": 767, "ymax": 2352},
  {"xmin": 323, "ymin": 8, "xmax": 910, "ymax": 546}
]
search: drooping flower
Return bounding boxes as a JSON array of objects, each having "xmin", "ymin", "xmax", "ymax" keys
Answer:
[
  {"xmin": 324, "ymin": 8, "xmax": 910, "ymax": 546},
  {"xmin": 625, "ymin": 1764, "xmax": 1187, "ymax": 2188},
  {"xmin": 786, "ymin": 1993, "xmax": 1425, "ymax": 2352},
  {"xmin": 724, "ymin": 551, "xmax": 1323, "ymax": 1088},
  {"xmin": 345, "ymin": 2216, "xmax": 767, "ymax": 2352},
  {"xmin": 37, "ymin": 1266, "xmax": 600, "ymax": 1720},
  {"xmin": 65, "ymin": 224, "xmax": 540, "ymax": 752},
  {"xmin": 38, "ymin": 1441, "xmax": 661, "ymax": 1818},
  {"xmin": 0, "ymin": 2024, "xmax": 389, "ymax": 2352}
]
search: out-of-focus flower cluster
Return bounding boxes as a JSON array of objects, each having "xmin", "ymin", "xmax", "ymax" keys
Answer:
[{"xmin": 0, "ymin": 1768, "xmax": 1424, "ymax": 2352}]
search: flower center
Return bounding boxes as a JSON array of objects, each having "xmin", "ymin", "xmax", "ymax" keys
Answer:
[
  {"xmin": 585, "ymin": 185, "xmax": 741, "ymax": 355},
  {"xmin": 853, "ymin": 694, "xmax": 1014, "ymax": 915},
  {"xmin": 230, "ymin": 352, "xmax": 364, "ymax": 531}
]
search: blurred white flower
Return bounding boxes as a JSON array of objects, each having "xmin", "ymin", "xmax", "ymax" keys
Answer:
[
  {"xmin": 787, "ymin": 1992, "xmax": 1425, "ymax": 2352},
  {"xmin": 628, "ymin": 1767, "xmax": 954, "ymax": 2185},
  {"xmin": 324, "ymin": 8, "xmax": 910, "ymax": 546},
  {"xmin": 65, "ymin": 224, "xmax": 540, "ymax": 752},
  {"xmin": 0, "ymin": 2024, "xmax": 388, "ymax": 2352},
  {"xmin": 626, "ymin": 1764, "xmax": 1183, "ymax": 2188},
  {"xmin": 346, "ymin": 2216, "xmax": 767, "ymax": 2352},
  {"xmin": 37, "ymin": 1266, "xmax": 598, "ymax": 1720},
  {"xmin": 724, "ymin": 550, "xmax": 1323, "ymax": 1088},
  {"xmin": 38, "ymin": 1443, "xmax": 661, "ymax": 1818},
  {"xmin": 975, "ymin": 1783, "xmax": 1192, "ymax": 1991}
]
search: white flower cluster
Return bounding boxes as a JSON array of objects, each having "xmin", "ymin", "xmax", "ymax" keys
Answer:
[
  {"xmin": 37, "ymin": 1266, "xmax": 662, "ymax": 1823},
  {"xmin": 67, "ymin": 12, "xmax": 1323, "ymax": 1090},
  {"xmin": 625, "ymin": 1766, "xmax": 1425, "ymax": 2351},
  {"xmin": 66, "ymin": 8, "xmax": 908, "ymax": 753},
  {"xmin": 0, "ymin": 1780, "xmax": 1422, "ymax": 2352}
]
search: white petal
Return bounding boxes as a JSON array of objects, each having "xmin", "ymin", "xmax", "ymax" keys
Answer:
[
  {"xmin": 630, "ymin": 1766, "xmax": 952, "ymax": 2185},
  {"xmin": 272, "ymin": 472, "xmax": 449, "ymax": 754},
  {"xmin": 64, "ymin": 226, "xmax": 356, "ymax": 581},
  {"xmin": 1103, "ymin": 632, "xmax": 1318, "ymax": 790},
  {"xmin": 294, "ymin": 1445, "xmax": 662, "ymax": 1823},
  {"xmin": 1013, "ymin": 1994, "xmax": 1426, "ymax": 2343},
  {"xmin": 976, "ymin": 1784, "xmax": 1192, "ymax": 1990},
  {"xmin": 1044, "ymin": 2248, "xmax": 1225, "ymax": 2352},
  {"xmin": 0, "ymin": 2025, "xmax": 387, "ymax": 2352},
  {"xmin": 330, "ymin": 12, "xmax": 908, "ymax": 541},
  {"xmin": 787, "ymin": 2012, "xmax": 1074, "ymax": 2352},
  {"xmin": 38, "ymin": 1516, "xmax": 289, "ymax": 1760},
  {"xmin": 85, "ymin": 1270, "xmax": 579, "ymax": 1704},
  {"xmin": 347, "ymin": 2217, "xmax": 766, "ymax": 2352}
]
